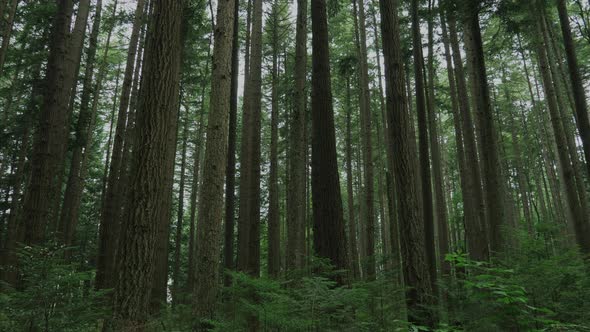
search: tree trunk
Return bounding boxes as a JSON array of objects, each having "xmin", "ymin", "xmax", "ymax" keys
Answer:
[
  {"xmin": 224, "ymin": 0, "xmax": 240, "ymax": 286},
  {"xmin": 461, "ymin": 2, "xmax": 505, "ymax": 255},
  {"xmin": 59, "ymin": 0, "xmax": 105, "ymax": 250},
  {"xmin": 109, "ymin": 1, "xmax": 184, "ymax": 330},
  {"xmin": 311, "ymin": 0, "xmax": 349, "ymax": 284},
  {"xmin": 237, "ymin": 0, "xmax": 263, "ymax": 277},
  {"xmin": 96, "ymin": 0, "xmax": 146, "ymax": 291},
  {"xmin": 352, "ymin": 0, "xmax": 376, "ymax": 281},
  {"xmin": 426, "ymin": 0, "xmax": 449, "ymax": 277},
  {"xmin": 410, "ymin": 0, "xmax": 437, "ymax": 297},
  {"xmin": 286, "ymin": 0, "xmax": 308, "ymax": 272},
  {"xmin": 191, "ymin": 0, "xmax": 235, "ymax": 324},
  {"xmin": 378, "ymin": 0, "xmax": 434, "ymax": 326},
  {"xmin": 370, "ymin": 0, "xmax": 401, "ymax": 275},
  {"xmin": 440, "ymin": 11, "xmax": 464, "ymax": 275},
  {"xmin": 447, "ymin": 11, "xmax": 489, "ymax": 261},
  {"xmin": 534, "ymin": 8, "xmax": 590, "ymax": 256},
  {"xmin": 345, "ymin": 75, "xmax": 360, "ymax": 280},
  {"xmin": 21, "ymin": 0, "xmax": 74, "ymax": 245},
  {"xmin": 268, "ymin": 0, "xmax": 281, "ymax": 278},
  {"xmin": 557, "ymin": 0, "xmax": 590, "ymax": 179}
]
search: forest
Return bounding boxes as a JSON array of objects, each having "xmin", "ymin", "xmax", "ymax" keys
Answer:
[{"xmin": 1, "ymin": 0, "xmax": 590, "ymax": 330}]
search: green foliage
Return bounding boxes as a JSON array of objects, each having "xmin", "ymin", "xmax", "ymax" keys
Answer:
[
  {"xmin": 0, "ymin": 245, "xmax": 110, "ymax": 332},
  {"xmin": 445, "ymin": 252, "xmax": 590, "ymax": 331}
]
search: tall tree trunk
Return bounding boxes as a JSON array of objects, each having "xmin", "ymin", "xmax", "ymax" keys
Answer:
[
  {"xmin": 410, "ymin": 0, "xmax": 438, "ymax": 297},
  {"xmin": 426, "ymin": 0, "xmax": 449, "ymax": 277},
  {"xmin": 440, "ymin": 11, "xmax": 463, "ymax": 275},
  {"xmin": 345, "ymin": 75, "xmax": 360, "ymax": 280},
  {"xmin": 191, "ymin": 0, "xmax": 235, "ymax": 324},
  {"xmin": 224, "ymin": 0, "xmax": 240, "ymax": 286},
  {"xmin": 186, "ymin": 101, "xmax": 206, "ymax": 294},
  {"xmin": 461, "ymin": 2, "xmax": 505, "ymax": 255},
  {"xmin": 109, "ymin": 1, "xmax": 184, "ymax": 330},
  {"xmin": 311, "ymin": 0, "xmax": 349, "ymax": 283},
  {"xmin": 237, "ymin": 0, "xmax": 263, "ymax": 276},
  {"xmin": 534, "ymin": 7, "xmax": 590, "ymax": 256},
  {"xmin": 370, "ymin": 1, "xmax": 401, "ymax": 275},
  {"xmin": 268, "ymin": 0, "xmax": 281, "ymax": 278},
  {"xmin": 186, "ymin": 33, "xmax": 212, "ymax": 294},
  {"xmin": 541, "ymin": 10, "xmax": 590, "ymax": 234},
  {"xmin": 286, "ymin": 0, "xmax": 308, "ymax": 271},
  {"xmin": 59, "ymin": 0, "xmax": 105, "ymax": 250},
  {"xmin": 352, "ymin": 0, "xmax": 376, "ymax": 281},
  {"xmin": 100, "ymin": 63, "xmax": 122, "ymax": 210},
  {"xmin": 447, "ymin": 11, "xmax": 489, "ymax": 261},
  {"xmin": 21, "ymin": 0, "xmax": 74, "ymax": 245},
  {"xmin": 560, "ymin": 1, "xmax": 590, "ymax": 173},
  {"xmin": 378, "ymin": 0, "xmax": 434, "ymax": 326},
  {"xmin": 96, "ymin": 0, "xmax": 146, "ymax": 291},
  {"xmin": 49, "ymin": 0, "xmax": 92, "ymax": 232}
]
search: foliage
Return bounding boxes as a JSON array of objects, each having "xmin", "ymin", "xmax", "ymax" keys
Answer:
[
  {"xmin": 445, "ymin": 252, "xmax": 590, "ymax": 331},
  {"xmin": 0, "ymin": 245, "xmax": 110, "ymax": 332}
]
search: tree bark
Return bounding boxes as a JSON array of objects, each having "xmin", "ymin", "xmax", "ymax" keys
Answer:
[
  {"xmin": 426, "ymin": 0, "xmax": 449, "ymax": 277},
  {"xmin": 237, "ymin": 0, "xmax": 263, "ymax": 276},
  {"xmin": 534, "ymin": 8, "xmax": 590, "ymax": 256},
  {"xmin": 345, "ymin": 74, "xmax": 360, "ymax": 280},
  {"xmin": 410, "ymin": 0, "xmax": 438, "ymax": 297},
  {"xmin": 224, "ymin": 0, "xmax": 240, "ymax": 286},
  {"xmin": 192, "ymin": 0, "xmax": 235, "ymax": 324},
  {"xmin": 268, "ymin": 0, "xmax": 281, "ymax": 278},
  {"xmin": 352, "ymin": 0, "xmax": 376, "ymax": 281},
  {"xmin": 286, "ymin": 0, "xmax": 308, "ymax": 272},
  {"xmin": 311, "ymin": 0, "xmax": 349, "ymax": 284},
  {"xmin": 378, "ymin": 0, "xmax": 434, "ymax": 326},
  {"xmin": 109, "ymin": 1, "xmax": 184, "ymax": 330},
  {"xmin": 59, "ymin": 0, "xmax": 105, "ymax": 250},
  {"xmin": 447, "ymin": 11, "xmax": 489, "ymax": 261},
  {"xmin": 21, "ymin": 0, "xmax": 74, "ymax": 245},
  {"xmin": 461, "ymin": 2, "xmax": 505, "ymax": 255},
  {"xmin": 96, "ymin": 0, "xmax": 146, "ymax": 291}
]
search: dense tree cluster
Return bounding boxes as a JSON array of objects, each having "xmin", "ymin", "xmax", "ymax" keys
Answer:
[{"xmin": 1, "ymin": 0, "xmax": 590, "ymax": 331}]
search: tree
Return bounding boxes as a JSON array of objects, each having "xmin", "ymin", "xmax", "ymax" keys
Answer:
[
  {"xmin": 237, "ymin": 0, "xmax": 263, "ymax": 276},
  {"xmin": 426, "ymin": 0, "xmax": 450, "ymax": 276},
  {"xmin": 533, "ymin": 2, "xmax": 590, "ymax": 256},
  {"xmin": 59, "ymin": 0, "xmax": 105, "ymax": 251},
  {"xmin": 223, "ymin": 0, "xmax": 240, "ymax": 286},
  {"xmin": 446, "ymin": 8, "xmax": 489, "ymax": 261},
  {"xmin": 352, "ymin": 0, "xmax": 376, "ymax": 281},
  {"xmin": 286, "ymin": 0, "xmax": 308, "ymax": 272},
  {"xmin": 378, "ymin": 0, "xmax": 435, "ymax": 326},
  {"xmin": 192, "ymin": 0, "xmax": 236, "ymax": 324},
  {"xmin": 310, "ymin": 0, "xmax": 349, "ymax": 284},
  {"xmin": 557, "ymin": 0, "xmax": 590, "ymax": 184},
  {"xmin": 108, "ymin": 0, "xmax": 184, "ymax": 329},
  {"xmin": 461, "ymin": 0, "xmax": 506, "ymax": 255},
  {"xmin": 21, "ymin": 0, "xmax": 75, "ymax": 245},
  {"xmin": 410, "ymin": 0, "xmax": 438, "ymax": 295},
  {"xmin": 96, "ymin": 0, "xmax": 146, "ymax": 291},
  {"xmin": 267, "ymin": 0, "xmax": 284, "ymax": 278}
]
